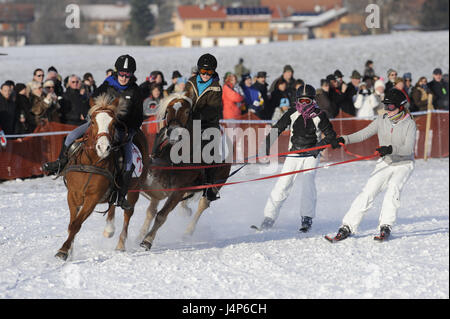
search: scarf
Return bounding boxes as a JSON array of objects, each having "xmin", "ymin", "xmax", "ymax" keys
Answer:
[
  {"xmin": 388, "ymin": 110, "xmax": 406, "ymax": 123},
  {"xmin": 196, "ymin": 75, "xmax": 213, "ymax": 96},
  {"xmin": 295, "ymin": 100, "xmax": 322, "ymax": 126},
  {"xmin": 105, "ymin": 75, "xmax": 129, "ymax": 92}
]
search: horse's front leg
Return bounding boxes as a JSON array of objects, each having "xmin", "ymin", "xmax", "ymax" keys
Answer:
[
  {"xmin": 56, "ymin": 196, "xmax": 100, "ymax": 261},
  {"xmin": 115, "ymin": 191, "xmax": 140, "ymax": 251},
  {"xmin": 138, "ymin": 196, "xmax": 160, "ymax": 242},
  {"xmin": 140, "ymin": 191, "xmax": 185, "ymax": 251},
  {"xmin": 184, "ymin": 196, "xmax": 210, "ymax": 237},
  {"xmin": 103, "ymin": 205, "xmax": 116, "ymax": 238}
]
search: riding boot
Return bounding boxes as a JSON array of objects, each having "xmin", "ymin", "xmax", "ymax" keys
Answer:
[
  {"xmin": 204, "ymin": 167, "xmax": 219, "ymax": 201},
  {"xmin": 42, "ymin": 143, "xmax": 69, "ymax": 175},
  {"xmin": 116, "ymin": 166, "xmax": 134, "ymax": 211}
]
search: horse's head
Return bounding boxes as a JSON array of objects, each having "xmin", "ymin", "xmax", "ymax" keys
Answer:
[
  {"xmin": 158, "ymin": 93, "xmax": 193, "ymax": 145},
  {"xmin": 87, "ymin": 95, "xmax": 123, "ymax": 160}
]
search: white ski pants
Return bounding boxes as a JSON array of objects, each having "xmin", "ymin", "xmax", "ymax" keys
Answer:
[
  {"xmin": 342, "ymin": 159, "xmax": 414, "ymax": 233},
  {"xmin": 264, "ymin": 155, "xmax": 320, "ymax": 221}
]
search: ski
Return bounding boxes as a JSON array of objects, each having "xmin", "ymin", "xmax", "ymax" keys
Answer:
[
  {"xmin": 324, "ymin": 235, "xmax": 341, "ymax": 243},
  {"xmin": 250, "ymin": 225, "xmax": 262, "ymax": 231},
  {"xmin": 374, "ymin": 234, "xmax": 390, "ymax": 242}
]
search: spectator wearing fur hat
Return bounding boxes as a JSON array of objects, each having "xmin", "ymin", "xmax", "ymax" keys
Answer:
[
  {"xmin": 373, "ymin": 79, "xmax": 386, "ymax": 115},
  {"xmin": 354, "ymin": 82, "xmax": 379, "ymax": 118}
]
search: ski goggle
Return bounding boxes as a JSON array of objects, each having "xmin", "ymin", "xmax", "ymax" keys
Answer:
[
  {"xmin": 118, "ymin": 71, "xmax": 133, "ymax": 78},
  {"xmin": 297, "ymin": 97, "xmax": 312, "ymax": 105},
  {"xmin": 384, "ymin": 103, "xmax": 398, "ymax": 111},
  {"xmin": 199, "ymin": 68, "xmax": 214, "ymax": 75}
]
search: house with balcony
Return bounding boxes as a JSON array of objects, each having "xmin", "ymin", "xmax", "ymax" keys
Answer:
[{"xmin": 148, "ymin": 5, "xmax": 272, "ymax": 48}]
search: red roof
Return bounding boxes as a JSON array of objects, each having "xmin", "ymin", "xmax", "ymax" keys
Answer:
[
  {"xmin": 177, "ymin": 5, "xmax": 227, "ymax": 20},
  {"xmin": 0, "ymin": 4, "xmax": 34, "ymax": 23}
]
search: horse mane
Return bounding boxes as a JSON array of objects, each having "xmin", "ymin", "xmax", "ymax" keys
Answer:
[
  {"xmin": 88, "ymin": 94, "xmax": 127, "ymax": 118},
  {"xmin": 157, "ymin": 92, "xmax": 192, "ymax": 122}
]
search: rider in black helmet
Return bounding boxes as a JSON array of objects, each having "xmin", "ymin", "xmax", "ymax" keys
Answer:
[
  {"xmin": 184, "ymin": 53, "xmax": 223, "ymax": 201},
  {"xmin": 43, "ymin": 54, "xmax": 144, "ymax": 210}
]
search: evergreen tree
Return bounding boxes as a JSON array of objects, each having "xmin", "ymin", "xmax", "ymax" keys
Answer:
[
  {"xmin": 420, "ymin": 0, "xmax": 449, "ymax": 30},
  {"xmin": 127, "ymin": 0, "xmax": 156, "ymax": 45}
]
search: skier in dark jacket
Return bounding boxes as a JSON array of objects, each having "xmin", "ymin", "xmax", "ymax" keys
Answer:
[
  {"xmin": 43, "ymin": 55, "xmax": 144, "ymax": 210},
  {"xmin": 256, "ymin": 84, "xmax": 340, "ymax": 232}
]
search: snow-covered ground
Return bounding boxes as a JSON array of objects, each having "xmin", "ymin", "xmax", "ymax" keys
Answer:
[
  {"xmin": 0, "ymin": 32, "xmax": 449, "ymax": 299},
  {"xmin": 0, "ymin": 159, "xmax": 448, "ymax": 299},
  {"xmin": 1, "ymin": 31, "xmax": 449, "ymax": 88}
]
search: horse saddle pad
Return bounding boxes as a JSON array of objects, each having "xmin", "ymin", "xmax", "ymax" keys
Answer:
[{"xmin": 131, "ymin": 143, "xmax": 143, "ymax": 178}]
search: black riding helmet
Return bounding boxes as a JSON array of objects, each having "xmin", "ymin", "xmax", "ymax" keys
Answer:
[
  {"xmin": 296, "ymin": 84, "xmax": 316, "ymax": 101},
  {"xmin": 115, "ymin": 54, "xmax": 136, "ymax": 74},
  {"xmin": 197, "ymin": 53, "xmax": 217, "ymax": 71},
  {"xmin": 382, "ymin": 89, "xmax": 408, "ymax": 110}
]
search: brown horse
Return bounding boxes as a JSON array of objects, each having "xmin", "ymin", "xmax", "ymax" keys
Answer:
[
  {"xmin": 55, "ymin": 94, "xmax": 149, "ymax": 260},
  {"xmin": 103, "ymin": 92, "xmax": 231, "ymax": 251}
]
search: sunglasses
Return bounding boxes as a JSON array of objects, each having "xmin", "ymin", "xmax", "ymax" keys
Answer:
[
  {"xmin": 199, "ymin": 69, "xmax": 214, "ymax": 75},
  {"xmin": 118, "ymin": 71, "xmax": 132, "ymax": 78},
  {"xmin": 45, "ymin": 86, "xmax": 55, "ymax": 89},
  {"xmin": 36, "ymin": 74, "xmax": 44, "ymax": 77},
  {"xmin": 390, "ymin": 73, "xmax": 398, "ymax": 76},
  {"xmin": 71, "ymin": 81, "xmax": 80, "ymax": 84},
  {"xmin": 297, "ymin": 97, "xmax": 312, "ymax": 104},
  {"xmin": 384, "ymin": 103, "xmax": 397, "ymax": 111}
]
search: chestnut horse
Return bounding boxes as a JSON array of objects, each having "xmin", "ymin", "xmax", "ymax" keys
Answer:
[
  {"xmin": 55, "ymin": 94, "xmax": 149, "ymax": 260},
  {"xmin": 103, "ymin": 92, "xmax": 231, "ymax": 251}
]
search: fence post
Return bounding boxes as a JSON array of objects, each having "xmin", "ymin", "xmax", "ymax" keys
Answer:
[{"xmin": 423, "ymin": 94, "xmax": 434, "ymax": 161}]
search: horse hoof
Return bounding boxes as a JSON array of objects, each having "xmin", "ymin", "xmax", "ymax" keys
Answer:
[
  {"xmin": 55, "ymin": 250, "xmax": 68, "ymax": 261},
  {"xmin": 103, "ymin": 230, "xmax": 115, "ymax": 238},
  {"xmin": 140, "ymin": 240, "xmax": 152, "ymax": 251}
]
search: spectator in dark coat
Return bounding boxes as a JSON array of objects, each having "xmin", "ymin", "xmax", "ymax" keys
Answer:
[
  {"xmin": 316, "ymin": 79, "xmax": 338, "ymax": 119},
  {"xmin": 385, "ymin": 69, "xmax": 398, "ymax": 92},
  {"xmin": 267, "ymin": 78, "xmax": 289, "ymax": 120},
  {"xmin": 0, "ymin": 83, "xmax": 16, "ymax": 135},
  {"xmin": 269, "ymin": 65, "xmax": 297, "ymax": 105},
  {"xmin": 428, "ymin": 68, "xmax": 449, "ymax": 110},
  {"xmin": 14, "ymin": 83, "xmax": 36, "ymax": 133},
  {"xmin": 140, "ymin": 70, "xmax": 167, "ymax": 98},
  {"xmin": 60, "ymin": 75, "xmax": 89, "ymax": 125},
  {"xmin": 166, "ymin": 70, "xmax": 182, "ymax": 95},
  {"xmin": 363, "ymin": 60, "xmax": 376, "ymax": 88},
  {"xmin": 252, "ymin": 71, "xmax": 269, "ymax": 118}
]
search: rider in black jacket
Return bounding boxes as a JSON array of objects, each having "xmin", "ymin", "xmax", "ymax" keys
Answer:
[{"xmin": 43, "ymin": 55, "xmax": 143, "ymax": 210}]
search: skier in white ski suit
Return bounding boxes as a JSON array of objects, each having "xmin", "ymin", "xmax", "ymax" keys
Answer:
[
  {"xmin": 330, "ymin": 88, "xmax": 416, "ymax": 241},
  {"xmin": 258, "ymin": 84, "xmax": 340, "ymax": 232}
]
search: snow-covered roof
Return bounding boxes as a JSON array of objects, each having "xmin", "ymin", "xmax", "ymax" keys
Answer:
[
  {"xmin": 301, "ymin": 7, "xmax": 348, "ymax": 28},
  {"xmin": 80, "ymin": 4, "xmax": 131, "ymax": 21}
]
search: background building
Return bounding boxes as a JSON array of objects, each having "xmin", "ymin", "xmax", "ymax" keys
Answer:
[{"xmin": 0, "ymin": 3, "xmax": 34, "ymax": 47}]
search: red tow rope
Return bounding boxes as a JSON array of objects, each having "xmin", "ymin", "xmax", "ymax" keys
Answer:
[{"xmin": 129, "ymin": 145, "xmax": 380, "ymax": 193}]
